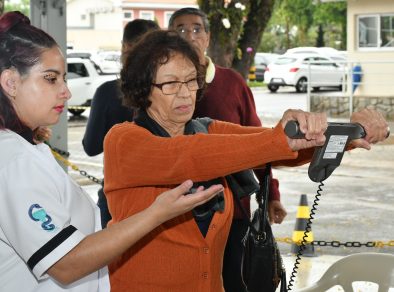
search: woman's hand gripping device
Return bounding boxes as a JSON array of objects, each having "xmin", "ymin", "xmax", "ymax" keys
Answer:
[{"xmin": 285, "ymin": 121, "xmax": 366, "ymax": 182}]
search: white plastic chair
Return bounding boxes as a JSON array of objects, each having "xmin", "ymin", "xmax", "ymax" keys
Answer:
[{"xmin": 298, "ymin": 252, "xmax": 394, "ymax": 292}]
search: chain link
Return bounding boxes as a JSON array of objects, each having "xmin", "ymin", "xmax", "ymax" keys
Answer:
[
  {"xmin": 50, "ymin": 148, "xmax": 103, "ymax": 185},
  {"xmin": 276, "ymin": 237, "xmax": 394, "ymax": 248}
]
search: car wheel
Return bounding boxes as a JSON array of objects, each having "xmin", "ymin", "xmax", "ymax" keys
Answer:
[
  {"xmin": 296, "ymin": 77, "xmax": 307, "ymax": 93},
  {"xmin": 68, "ymin": 108, "xmax": 85, "ymax": 116},
  {"xmin": 268, "ymin": 84, "xmax": 279, "ymax": 93}
]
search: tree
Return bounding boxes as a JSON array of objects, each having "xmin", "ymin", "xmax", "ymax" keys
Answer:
[
  {"xmin": 0, "ymin": 0, "xmax": 4, "ymax": 15},
  {"xmin": 260, "ymin": 0, "xmax": 346, "ymax": 54},
  {"xmin": 198, "ymin": 0, "xmax": 276, "ymax": 78},
  {"xmin": 233, "ymin": 0, "xmax": 275, "ymax": 77},
  {"xmin": 313, "ymin": 1, "xmax": 347, "ymax": 49},
  {"xmin": 4, "ymin": 0, "xmax": 30, "ymax": 16}
]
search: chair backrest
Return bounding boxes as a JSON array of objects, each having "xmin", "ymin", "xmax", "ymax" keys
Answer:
[{"xmin": 298, "ymin": 252, "xmax": 394, "ymax": 292}]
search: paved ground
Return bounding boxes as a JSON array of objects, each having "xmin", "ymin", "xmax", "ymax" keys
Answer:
[{"xmin": 65, "ymin": 110, "xmax": 394, "ymax": 291}]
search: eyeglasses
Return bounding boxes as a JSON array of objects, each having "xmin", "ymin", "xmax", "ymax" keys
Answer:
[
  {"xmin": 176, "ymin": 26, "xmax": 205, "ymax": 38},
  {"xmin": 152, "ymin": 78, "xmax": 201, "ymax": 95}
]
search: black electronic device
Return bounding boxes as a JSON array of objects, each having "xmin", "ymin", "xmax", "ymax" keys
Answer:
[
  {"xmin": 283, "ymin": 120, "xmax": 389, "ymax": 291},
  {"xmin": 284, "ymin": 121, "xmax": 366, "ymax": 182}
]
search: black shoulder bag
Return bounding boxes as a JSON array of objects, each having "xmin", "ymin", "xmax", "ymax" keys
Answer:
[{"xmin": 235, "ymin": 164, "xmax": 287, "ymax": 292}]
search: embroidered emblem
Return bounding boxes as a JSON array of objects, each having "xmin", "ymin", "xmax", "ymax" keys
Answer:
[{"xmin": 28, "ymin": 204, "xmax": 57, "ymax": 231}]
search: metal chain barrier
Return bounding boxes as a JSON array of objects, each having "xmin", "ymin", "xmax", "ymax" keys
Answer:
[
  {"xmin": 48, "ymin": 143, "xmax": 394, "ymax": 249},
  {"xmin": 50, "ymin": 146, "xmax": 103, "ymax": 185},
  {"xmin": 276, "ymin": 237, "xmax": 394, "ymax": 248}
]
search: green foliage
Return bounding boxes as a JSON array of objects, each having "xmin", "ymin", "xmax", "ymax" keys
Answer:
[
  {"xmin": 247, "ymin": 80, "xmax": 266, "ymax": 88},
  {"xmin": 259, "ymin": 0, "xmax": 346, "ymax": 52},
  {"xmin": 4, "ymin": 0, "xmax": 30, "ymax": 16}
]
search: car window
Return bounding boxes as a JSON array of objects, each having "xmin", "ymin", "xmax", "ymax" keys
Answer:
[
  {"xmin": 254, "ymin": 55, "xmax": 266, "ymax": 65},
  {"xmin": 274, "ymin": 57, "xmax": 297, "ymax": 65},
  {"xmin": 301, "ymin": 57, "xmax": 314, "ymax": 65},
  {"xmin": 314, "ymin": 57, "xmax": 334, "ymax": 66},
  {"xmin": 67, "ymin": 63, "xmax": 89, "ymax": 78},
  {"xmin": 104, "ymin": 54, "xmax": 120, "ymax": 62}
]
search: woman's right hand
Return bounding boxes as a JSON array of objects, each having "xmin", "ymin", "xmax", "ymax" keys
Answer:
[
  {"xmin": 280, "ymin": 109, "xmax": 327, "ymax": 151},
  {"xmin": 150, "ymin": 180, "xmax": 224, "ymax": 224}
]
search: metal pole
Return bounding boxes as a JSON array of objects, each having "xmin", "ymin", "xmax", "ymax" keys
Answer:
[
  {"xmin": 348, "ymin": 62, "xmax": 353, "ymax": 116},
  {"xmin": 307, "ymin": 61, "xmax": 311, "ymax": 112},
  {"xmin": 30, "ymin": 0, "xmax": 68, "ymax": 171}
]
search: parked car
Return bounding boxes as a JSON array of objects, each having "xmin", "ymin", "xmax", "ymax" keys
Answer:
[
  {"xmin": 90, "ymin": 51, "xmax": 121, "ymax": 74},
  {"xmin": 264, "ymin": 53, "xmax": 345, "ymax": 93},
  {"xmin": 285, "ymin": 47, "xmax": 347, "ymax": 65},
  {"xmin": 253, "ymin": 52, "xmax": 280, "ymax": 81},
  {"xmin": 67, "ymin": 57, "xmax": 117, "ymax": 115},
  {"xmin": 67, "ymin": 50, "xmax": 93, "ymax": 60}
]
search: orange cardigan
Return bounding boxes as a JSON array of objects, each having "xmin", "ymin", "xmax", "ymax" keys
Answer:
[{"xmin": 104, "ymin": 120, "xmax": 309, "ymax": 292}]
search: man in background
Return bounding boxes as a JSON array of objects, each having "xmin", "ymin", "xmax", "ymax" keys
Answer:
[{"xmin": 82, "ymin": 19, "xmax": 159, "ymax": 228}]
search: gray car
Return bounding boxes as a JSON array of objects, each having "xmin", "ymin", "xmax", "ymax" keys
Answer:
[{"xmin": 254, "ymin": 53, "xmax": 280, "ymax": 82}]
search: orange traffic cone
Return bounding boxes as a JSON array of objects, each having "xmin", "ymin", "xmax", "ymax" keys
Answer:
[{"xmin": 291, "ymin": 194, "xmax": 315, "ymax": 257}]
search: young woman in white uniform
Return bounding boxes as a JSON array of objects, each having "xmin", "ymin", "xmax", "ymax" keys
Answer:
[{"xmin": 0, "ymin": 11, "xmax": 224, "ymax": 292}]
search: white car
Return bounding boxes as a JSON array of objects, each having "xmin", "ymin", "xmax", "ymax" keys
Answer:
[
  {"xmin": 264, "ymin": 54, "xmax": 345, "ymax": 93},
  {"xmin": 285, "ymin": 47, "xmax": 347, "ymax": 64},
  {"xmin": 90, "ymin": 51, "xmax": 121, "ymax": 74},
  {"xmin": 67, "ymin": 58, "xmax": 117, "ymax": 115}
]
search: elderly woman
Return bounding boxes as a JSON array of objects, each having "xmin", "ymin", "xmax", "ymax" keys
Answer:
[{"xmin": 103, "ymin": 30, "xmax": 388, "ymax": 291}]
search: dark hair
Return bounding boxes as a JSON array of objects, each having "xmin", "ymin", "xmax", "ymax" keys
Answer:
[
  {"xmin": 121, "ymin": 30, "xmax": 206, "ymax": 110},
  {"xmin": 168, "ymin": 7, "xmax": 210, "ymax": 32},
  {"xmin": 122, "ymin": 19, "xmax": 159, "ymax": 44},
  {"xmin": 0, "ymin": 11, "xmax": 58, "ymax": 132}
]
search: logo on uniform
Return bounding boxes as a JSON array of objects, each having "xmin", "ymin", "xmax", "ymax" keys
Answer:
[{"xmin": 28, "ymin": 204, "xmax": 57, "ymax": 231}]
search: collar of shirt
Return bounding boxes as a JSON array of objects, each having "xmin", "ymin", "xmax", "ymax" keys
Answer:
[
  {"xmin": 205, "ymin": 56, "xmax": 216, "ymax": 84},
  {"xmin": 19, "ymin": 128, "xmax": 35, "ymax": 145}
]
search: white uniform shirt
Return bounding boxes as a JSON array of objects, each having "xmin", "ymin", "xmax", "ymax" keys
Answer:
[{"xmin": 0, "ymin": 130, "xmax": 110, "ymax": 292}]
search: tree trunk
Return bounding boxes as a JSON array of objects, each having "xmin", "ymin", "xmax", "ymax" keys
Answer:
[
  {"xmin": 199, "ymin": 0, "xmax": 245, "ymax": 68},
  {"xmin": 233, "ymin": 0, "xmax": 276, "ymax": 78},
  {"xmin": 0, "ymin": 0, "xmax": 5, "ymax": 15},
  {"xmin": 198, "ymin": 0, "xmax": 276, "ymax": 77}
]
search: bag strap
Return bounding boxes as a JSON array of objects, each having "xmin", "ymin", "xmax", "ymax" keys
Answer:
[
  {"xmin": 233, "ymin": 164, "xmax": 271, "ymax": 233},
  {"xmin": 257, "ymin": 163, "xmax": 271, "ymax": 231}
]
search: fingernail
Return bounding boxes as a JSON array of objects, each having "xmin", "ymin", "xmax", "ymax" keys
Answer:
[{"xmin": 184, "ymin": 180, "xmax": 193, "ymax": 188}]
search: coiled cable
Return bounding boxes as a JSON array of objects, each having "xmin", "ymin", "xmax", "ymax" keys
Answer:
[{"xmin": 287, "ymin": 181, "xmax": 324, "ymax": 291}]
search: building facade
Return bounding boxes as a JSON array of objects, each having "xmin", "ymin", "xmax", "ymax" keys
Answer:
[{"xmin": 66, "ymin": 0, "xmax": 196, "ymax": 51}]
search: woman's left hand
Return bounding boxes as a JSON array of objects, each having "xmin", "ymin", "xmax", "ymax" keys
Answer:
[{"xmin": 350, "ymin": 108, "xmax": 389, "ymax": 150}]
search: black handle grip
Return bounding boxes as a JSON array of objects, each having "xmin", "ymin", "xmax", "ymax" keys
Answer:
[
  {"xmin": 284, "ymin": 121, "xmax": 367, "ymax": 140},
  {"xmin": 284, "ymin": 120, "xmax": 305, "ymax": 138}
]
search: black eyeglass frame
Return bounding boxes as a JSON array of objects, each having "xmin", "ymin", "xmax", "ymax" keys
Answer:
[{"xmin": 151, "ymin": 78, "xmax": 201, "ymax": 95}]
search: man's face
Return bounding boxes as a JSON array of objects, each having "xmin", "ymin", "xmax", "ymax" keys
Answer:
[{"xmin": 170, "ymin": 14, "xmax": 210, "ymax": 64}]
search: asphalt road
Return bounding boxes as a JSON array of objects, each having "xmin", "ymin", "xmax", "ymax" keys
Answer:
[{"xmin": 66, "ymin": 87, "xmax": 394, "ymax": 257}]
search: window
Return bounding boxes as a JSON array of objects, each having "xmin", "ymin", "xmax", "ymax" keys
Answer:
[
  {"xmin": 67, "ymin": 63, "xmax": 89, "ymax": 79},
  {"xmin": 164, "ymin": 11, "xmax": 173, "ymax": 28},
  {"xmin": 381, "ymin": 15, "xmax": 394, "ymax": 48},
  {"xmin": 358, "ymin": 14, "xmax": 394, "ymax": 49},
  {"xmin": 124, "ymin": 11, "xmax": 133, "ymax": 20},
  {"xmin": 140, "ymin": 11, "xmax": 154, "ymax": 21}
]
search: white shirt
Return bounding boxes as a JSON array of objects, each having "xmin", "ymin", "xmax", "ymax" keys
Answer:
[{"xmin": 0, "ymin": 130, "xmax": 110, "ymax": 292}]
